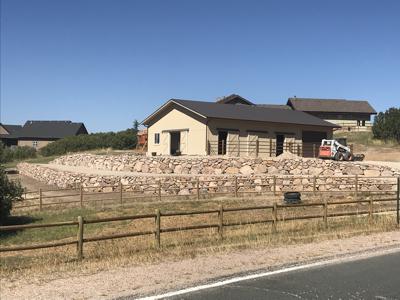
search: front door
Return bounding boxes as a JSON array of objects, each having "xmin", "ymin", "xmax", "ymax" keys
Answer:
[
  {"xmin": 170, "ymin": 131, "xmax": 181, "ymax": 155},
  {"xmin": 276, "ymin": 134, "xmax": 285, "ymax": 156},
  {"xmin": 218, "ymin": 131, "xmax": 227, "ymax": 155}
]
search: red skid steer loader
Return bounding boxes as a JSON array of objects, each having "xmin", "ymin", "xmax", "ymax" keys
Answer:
[{"xmin": 318, "ymin": 139, "xmax": 364, "ymax": 161}]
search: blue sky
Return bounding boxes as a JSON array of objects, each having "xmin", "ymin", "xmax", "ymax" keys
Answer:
[{"xmin": 1, "ymin": 0, "xmax": 399, "ymax": 132}]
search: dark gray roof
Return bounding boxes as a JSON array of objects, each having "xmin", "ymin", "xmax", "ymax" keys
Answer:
[
  {"xmin": 144, "ymin": 99, "xmax": 338, "ymax": 128},
  {"xmin": 287, "ymin": 98, "xmax": 376, "ymax": 114},
  {"xmin": 257, "ymin": 104, "xmax": 292, "ymax": 110},
  {"xmin": 215, "ymin": 94, "xmax": 254, "ymax": 105},
  {"xmin": 17, "ymin": 121, "xmax": 88, "ymax": 139},
  {"xmin": 0, "ymin": 124, "xmax": 23, "ymax": 135}
]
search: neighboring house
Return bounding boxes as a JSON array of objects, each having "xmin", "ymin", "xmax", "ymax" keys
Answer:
[
  {"xmin": 137, "ymin": 129, "xmax": 148, "ymax": 150},
  {"xmin": 0, "ymin": 124, "xmax": 23, "ymax": 146},
  {"xmin": 142, "ymin": 95, "xmax": 338, "ymax": 158},
  {"xmin": 1, "ymin": 120, "xmax": 88, "ymax": 149},
  {"xmin": 287, "ymin": 98, "xmax": 377, "ymax": 132}
]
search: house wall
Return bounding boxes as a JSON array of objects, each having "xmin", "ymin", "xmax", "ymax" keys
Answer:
[
  {"xmin": 307, "ymin": 112, "xmax": 372, "ymax": 121},
  {"xmin": 206, "ymin": 118, "xmax": 333, "ymax": 157},
  {"xmin": 0, "ymin": 125, "xmax": 9, "ymax": 135},
  {"xmin": 147, "ymin": 105, "xmax": 207, "ymax": 156},
  {"xmin": 18, "ymin": 139, "xmax": 54, "ymax": 150}
]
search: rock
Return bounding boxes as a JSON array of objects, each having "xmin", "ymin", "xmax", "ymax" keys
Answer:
[
  {"xmin": 141, "ymin": 164, "xmax": 149, "ymax": 173},
  {"xmin": 173, "ymin": 165, "xmax": 183, "ymax": 174},
  {"xmin": 214, "ymin": 168, "xmax": 223, "ymax": 175},
  {"xmin": 364, "ymin": 169, "xmax": 380, "ymax": 177},
  {"xmin": 240, "ymin": 165, "xmax": 253, "ymax": 175},
  {"xmin": 381, "ymin": 170, "xmax": 393, "ymax": 177},
  {"xmin": 343, "ymin": 166, "xmax": 363, "ymax": 175},
  {"xmin": 267, "ymin": 166, "xmax": 280, "ymax": 175},
  {"xmin": 254, "ymin": 164, "xmax": 267, "ymax": 174},
  {"xmin": 178, "ymin": 189, "xmax": 191, "ymax": 195},
  {"xmin": 134, "ymin": 161, "xmax": 143, "ymax": 172},
  {"xmin": 225, "ymin": 167, "xmax": 239, "ymax": 174}
]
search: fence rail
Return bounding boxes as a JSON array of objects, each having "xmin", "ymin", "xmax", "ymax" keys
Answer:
[
  {"xmin": 1, "ymin": 186, "xmax": 399, "ymax": 259},
  {"xmin": 207, "ymin": 140, "xmax": 354, "ymax": 158},
  {"xmin": 13, "ymin": 175, "xmax": 398, "ymax": 212}
]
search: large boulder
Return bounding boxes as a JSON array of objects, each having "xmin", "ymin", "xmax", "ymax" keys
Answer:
[
  {"xmin": 364, "ymin": 169, "xmax": 381, "ymax": 177},
  {"xmin": 240, "ymin": 165, "xmax": 254, "ymax": 175},
  {"xmin": 225, "ymin": 167, "xmax": 239, "ymax": 174},
  {"xmin": 254, "ymin": 164, "xmax": 267, "ymax": 174}
]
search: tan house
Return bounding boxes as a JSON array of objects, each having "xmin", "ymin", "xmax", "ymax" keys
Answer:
[
  {"xmin": 1, "ymin": 121, "xmax": 88, "ymax": 149},
  {"xmin": 142, "ymin": 95, "xmax": 338, "ymax": 157},
  {"xmin": 286, "ymin": 98, "xmax": 377, "ymax": 132}
]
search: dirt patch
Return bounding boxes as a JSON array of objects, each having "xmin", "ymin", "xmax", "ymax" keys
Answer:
[{"xmin": 1, "ymin": 231, "xmax": 399, "ymax": 300}]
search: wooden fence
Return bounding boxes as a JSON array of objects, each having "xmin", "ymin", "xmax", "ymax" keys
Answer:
[
  {"xmin": 14, "ymin": 175, "xmax": 398, "ymax": 211},
  {"xmin": 1, "ymin": 190, "xmax": 399, "ymax": 259},
  {"xmin": 207, "ymin": 140, "xmax": 354, "ymax": 158}
]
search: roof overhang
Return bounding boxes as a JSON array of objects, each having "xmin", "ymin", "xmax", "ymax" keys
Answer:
[{"xmin": 141, "ymin": 99, "xmax": 207, "ymax": 126}]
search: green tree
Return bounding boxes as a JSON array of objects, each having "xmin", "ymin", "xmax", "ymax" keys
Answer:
[
  {"xmin": 372, "ymin": 107, "xmax": 400, "ymax": 143},
  {"xmin": 0, "ymin": 166, "xmax": 23, "ymax": 224},
  {"xmin": 133, "ymin": 119, "xmax": 140, "ymax": 131}
]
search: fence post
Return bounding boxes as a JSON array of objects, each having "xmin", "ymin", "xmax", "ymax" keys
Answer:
[
  {"xmin": 256, "ymin": 139, "xmax": 259, "ymax": 157},
  {"xmin": 234, "ymin": 176, "xmax": 238, "ymax": 198},
  {"xmin": 272, "ymin": 202, "xmax": 277, "ymax": 232},
  {"xmin": 397, "ymin": 177, "xmax": 399, "ymax": 226},
  {"xmin": 323, "ymin": 200, "xmax": 328, "ymax": 229},
  {"xmin": 119, "ymin": 181, "xmax": 123, "ymax": 205},
  {"xmin": 158, "ymin": 181, "xmax": 162, "ymax": 201},
  {"xmin": 273, "ymin": 176, "xmax": 277, "ymax": 196},
  {"xmin": 39, "ymin": 188, "xmax": 42, "ymax": 211},
  {"xmin": 313, "ymin": 144, "xmax": 316, "ymax": 158},
  {"xmin": 269, "ymin": 139, "xmax": 272, "ymax": 157},
  {"xmin": 196, "ymin": 178, "xmax": 200, "ymax": 200},
  {"xmin": 155, "ymin": 209, "xmax": 161, "ymax": 248},
  {"xmin": 218, "ymin": 205, "xmax": 224, "ymax": 239},
  {"xmin": 77, "ymin": 216, "xmax": 84, "ymax": 260},
  {"xmin": 80, "ymin": 185, "xmax": 83, "ymax": 208},
  {"xmin": 354, "ymin": 175, "xmax": 358, "ymax": 201}
]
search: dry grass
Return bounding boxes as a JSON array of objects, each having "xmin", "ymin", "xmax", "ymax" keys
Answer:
[{"xmin": 1, "ymin": 195, "xmax": 397, "ymax": 281}]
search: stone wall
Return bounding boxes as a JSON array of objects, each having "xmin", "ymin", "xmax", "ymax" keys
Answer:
[
  {"xmin": 52, "ymin": 153, "xmax": 398, "ymax": 177},
  {"xmin": 18, "ymin": 153, "xmax": 399, "ymax": 195}
]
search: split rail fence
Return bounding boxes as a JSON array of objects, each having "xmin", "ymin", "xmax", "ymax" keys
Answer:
[
  {"xmin": 207, "ymin": 140, "xmax": 354, "ymax": 158},
  {"xmin": 1, "ymin": 183, "xmax": 399, "ymax": 259},
  {"xmin": 14, "ymin": 175, "xmax": 398, "ymax": 211}
]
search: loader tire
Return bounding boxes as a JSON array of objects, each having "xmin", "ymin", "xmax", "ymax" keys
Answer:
[{"xmin": 334, "ymin": 152, "xmax": 344, "ymax": 161}]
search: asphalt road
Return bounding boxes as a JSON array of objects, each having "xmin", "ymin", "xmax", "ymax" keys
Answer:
[{"xmin": 168, "ymin": 251, "xmax": 400, "ymax": 300}]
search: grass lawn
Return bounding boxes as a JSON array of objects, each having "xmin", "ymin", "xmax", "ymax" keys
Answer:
[
  {"xmin": 3, "ymin": 155, "xmax": 61, "ymax": 168},
  {"xmin": 334, "ymin": 131, "xmax": 398, "ymax": 147}
]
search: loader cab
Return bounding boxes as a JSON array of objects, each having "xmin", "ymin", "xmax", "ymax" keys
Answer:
[{"xmin": 336, "ymin": 138, "xmax": 347, "ymax": 146}]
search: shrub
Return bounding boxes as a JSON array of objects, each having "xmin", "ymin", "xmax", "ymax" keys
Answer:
[
  {"xmin": 0, "ymin": 143, "xmax": 37, "ymax": 163},
  {"xmin": 0, "ymin": 166, "xmax": 23, "ymax": 224},
  {"xmin": 373, "ymin": 107, "xmax": 400, "ymax": 143},
  {"xmin": 39, "ymin": 129, "xmax": 138, "ymax": 156}
]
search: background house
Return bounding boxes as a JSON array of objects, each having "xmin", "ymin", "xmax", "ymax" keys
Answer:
[
  {"xmin": 0, "ymin": 124, "xmax": 23, "ymax": 147},
  {"xmin": 287, "ymin": 97, "xmax": 377, "ymax": 132},
  {"xmin": 142, "ymin": 95, "xmax": 338, "ymax": 158},
  {"xmin": 0, "ymin": 120, "xmax": 88, "ymax": 149}
]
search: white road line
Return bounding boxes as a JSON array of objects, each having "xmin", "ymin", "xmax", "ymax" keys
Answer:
[{"xmin": 136, "ymin": 247, "xmax": 400, "ymax": 300}]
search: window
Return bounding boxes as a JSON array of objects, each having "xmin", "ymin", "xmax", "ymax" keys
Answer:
[
  {"xmin": 32, "ymin": 141, "xmax": 38, "ymax": 148},
  {"xmin": 154, "ymin": 133, "xmax": 160, "ymax": 144},
  {"xmin": 362, "ymin": 120, "xmax": 366, "ymax": 126}
]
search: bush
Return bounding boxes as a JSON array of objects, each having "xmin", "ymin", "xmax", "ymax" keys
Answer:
[
  {"xmin": 372, "ymin": 107, "xmax": 400, "ymax": 143},
  {"xmin": 39, "ymin": 129, "xmax": 138, "ymax": 156},
  {"xmin": 0, "ymin": 166, "xmax": 23, "ymax": 224},
  {"xmin": 0, "ymin": 143, "xmax": 37, "ymax": 163}
]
